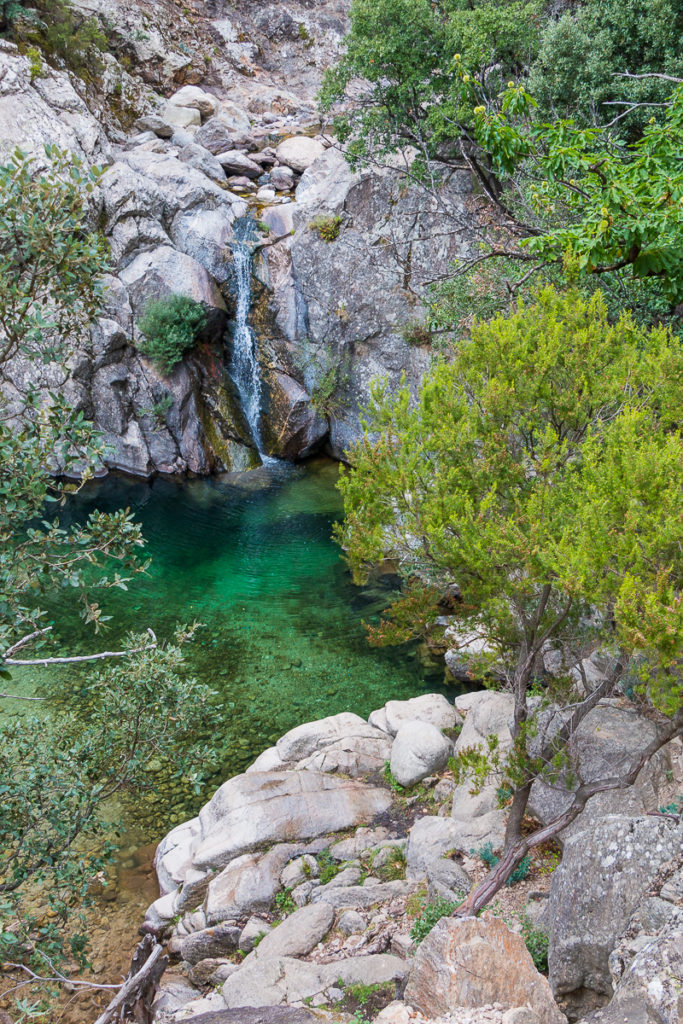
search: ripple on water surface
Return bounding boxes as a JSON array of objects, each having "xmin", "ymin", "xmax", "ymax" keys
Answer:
[{"xmin": 17, "ymin": 458, "xmax": 454, "ymax": 829}]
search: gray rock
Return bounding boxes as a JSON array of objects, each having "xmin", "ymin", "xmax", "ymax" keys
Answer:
[
  {"xmin": 528, "ymin": 704, "xmax": 682, "ymax": 839},
  {"xmin": 548, "ymin": 816, "xmax": 683, "ymax": 1019},
  {"xmin": 281, "ymin": 854, "xmax": 319, "ymax": 889},
  {"xmin": 275, "ymin": 136, "xmax": 326, "ymax": 173},
  {"xmin": 135, "ymin": 114, "xmax": 173, "ymax": 138},
  {"xmin": 178, "ymin": 143, "xmax": 227, "ymax": 183},
  {"xmin": 189, "ymin": 957, "xmax": 234, "ymax": 987},
  {"xmin": 311, "ymin": 879, "xmax": 417, "ymax": 911},
  {"xmin": 270, "ymin": 165, "xmax": 295, "ymax": 191},
  {"xmin": 370, "ymin": 694, "xmax": 459, "ymax": 737},
  {"xmin": 205, "ymin": 845, "xmax": 304, "ymax": 925},
  {"xmin": 338, "ymin": 910, "xmax": 366, "ymax": 935},
  {"xmin": 196, "ymin": 115, "xmax": 237, "ymax": 154},
  {"xmin": 276, "ymin": 712, "xmax": 383, "ymax": 764},
  {"xmin": 118, "ymin": 245, "xmax": 227, "ymax": 320},
  {"xmin": 175, "ymin": 1010, "xmax": 319, "ymax": 1024},
  {"xmin": 190, "ymin": 771, "xmax": 393, "ymax": 874},
  {"xmin": 251, "ymin": 902, "xmax": 334, "ymax": 960},
  {"xmin": 151, "ymin": 974, "xmax": 198, "ymax": 1015},
  {"xmin": 449, "ymin": 691, "xmax": 514, "ymax": 852},
  {"xmin": 314, "ymin": 866, "xmax": 363, "ymax": 893},
  {"xmin": 180, "ymin": 924, "xmax": 241, "ymax": 965},
  {"xmin": 583, "ymin": 910, "xmax": 683, "ymax": 1024},
  {"xmin": 239, "ymin": 916, "xmax": 273, "ymax": 953},
  {"xmin": 215, "ymin": 149, "xmax": 262, "ymax": 178},
  {"xmin": 168, "ymin": 85, "xmax": 217, "ymax": 119},
  {"xmin": 221, "ymin": 953, "xmax": 408, "ymax": 1008},
  {"xmin": 390, "ymin": 722, "xmax": 451, "ymax": 787},
  {"xmin": 162, "ymin": 102, "xmax": 201, "ymax": 129},
  {"xmin": 406, "ymin": 816, "xmax": 472, "ymax": 901},
  {"xmin": 330, "ymin": 827, "xmax": 390, "ymax": 861}
]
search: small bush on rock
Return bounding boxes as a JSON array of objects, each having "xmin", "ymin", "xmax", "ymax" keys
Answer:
[
  {"xmin": 519, "ymin": 913, "xmax": 549, "ymax": 973},
  {"xmin": 317, "ymin": 848, "xmax": 340, "ymax": 885},
  {"xmin": 138, "ymin": 294, "xmax": 207, "ymax": 374},
  {"xmin": 410, "ymin": 895, "xmax": 461, "ymax": 944},
  {"xmin": 311, "ymin": 214, "xmax": 342, "ymax": 242}
]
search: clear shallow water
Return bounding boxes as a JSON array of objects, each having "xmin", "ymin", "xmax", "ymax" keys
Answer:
[{"xmin": 19, "ymin": 458, "xmax": 453, "ymax": 830}]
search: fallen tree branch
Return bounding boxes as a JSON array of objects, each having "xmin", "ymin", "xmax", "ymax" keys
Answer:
[{"xmin": 92, "ymin": 938, "xmax": 167, "ymax": 1024}]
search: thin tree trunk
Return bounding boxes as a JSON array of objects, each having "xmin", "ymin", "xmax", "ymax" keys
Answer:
[{"xmin": 454, "ymin": 708, "xmax": 683, "ymax": 918}]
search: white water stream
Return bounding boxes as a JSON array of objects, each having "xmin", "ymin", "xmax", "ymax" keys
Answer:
[{"xmin": 230, "ymin": 218, "xmax": 270, "ymax": 458}]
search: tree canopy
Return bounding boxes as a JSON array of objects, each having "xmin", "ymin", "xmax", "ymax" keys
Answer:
[
  {"xmin": 0, "ymin": 149, "xmax": 219, "ymax": 1014},
  {"xmin": 338, "ymin": 286, "xmax": 683, "ymax": 907}
]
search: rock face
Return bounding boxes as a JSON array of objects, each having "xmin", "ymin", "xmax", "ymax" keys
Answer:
[
  {"xmin": 528, "ymin": 703, "xmax": 682, "ymax": 838},
  {"xmin": 390, "ymin": 722, "xmax": 452, "ymax": 787},
  {"xmin": 449, "ymin": 692, "xmax": 514, "ymax": 852},
  {"xmin": 404, "ymin": 917, "xmax": 566, "ymax": 1024},
  {"xmin": 547, "ymin": 815, "xmax": 683, "ymax": 1019},
  {"xmin": 194, "ymin": 770, "xmax": 393, "ymax": 872},
  {"xmin": 0, "ymin": 0, "xmax": 481, "ymax": 479},
  {"xmin": 593, "ymin": 909, "xmax": 683, "ymax": 1024}
]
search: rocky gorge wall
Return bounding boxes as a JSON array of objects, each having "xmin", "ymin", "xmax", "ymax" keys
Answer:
[{"xmin": 0, "ymin": 0, "xmax": 477, "ymax": 476}]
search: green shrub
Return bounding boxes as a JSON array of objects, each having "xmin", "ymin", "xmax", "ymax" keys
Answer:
[
  {"xmin": 382, "ymin": 761, "xmax": 406, "ymax": 794},
  {"xmin": 373, "ymin": 846, "xmax": 407, "ymax": 882},
  {"xmin": 310, "ymin": 214, "xmax": 342, "ymax": 242},
  {"xmin": 473, "ymin": 842, "xmax": 532, "ymax": 885},
  {"xmin": 138, "ymin": 294, "xmax": 207, "ymax": 374},
  {"xmin": 274, "ymin": 887, "xmax": 296, "ymax": 917},
  {"xmin": 410, "ymin": 896, "xmax": 461, "ymax": 944},
  {"xmin": 26, "ymin": 45, "xmax": 43, "ymax": 80},
  {"xmin": 519, "ymin": 913, "xmax": 549, "ymax": 973},
  {"xmin": 401, "ymin": 320, "xmax": 432, "ymax": 346},
  {"xmin": 317, "ymin": 848, "xmax": 340, "ymax": 885}
]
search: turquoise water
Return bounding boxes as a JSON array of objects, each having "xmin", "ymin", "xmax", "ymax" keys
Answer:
[{"xmin": 23, "ymin": 458, "xmax": 452, "ymax": 827}]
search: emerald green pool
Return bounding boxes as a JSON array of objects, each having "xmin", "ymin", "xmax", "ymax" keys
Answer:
[{"xmin": 24, "ymin": 458, "xmax": 452, "ymax": 829}]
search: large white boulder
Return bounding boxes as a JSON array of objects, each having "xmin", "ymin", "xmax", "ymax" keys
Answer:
[
  {"xmin": 390, "ymin": 721, "xmax": 452, "ymax": 787},
  {"xmin": 167, "ymin": 85, "xmax": 217, "ymax": 119},
  {"xmin": 275, "ymin": 135, "xmax": 326, "ymax": 173}
]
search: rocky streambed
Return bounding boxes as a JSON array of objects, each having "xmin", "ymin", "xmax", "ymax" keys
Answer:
[{"xmin": 131, "ymin": 691, "xmax": 682, "ymax": 1024}]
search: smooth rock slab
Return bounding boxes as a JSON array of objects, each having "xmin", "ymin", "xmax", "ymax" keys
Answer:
[
  {"xmin": 205, "ymin": 845, "xmax": 303, "ymax": 925},
  {"xmin": 193, "ymin": 771, "xmax": 392, "ymax": 873},
  {"xmin": 390, "ymin": 721, "xmax": 451, "ymax": 787},
  {"xmin": 250, "ymin": 903, "xmax": 334, "ymax": 960},
  {"xmin": 222, "ymin": 953, "xmax": 408, "ymax": 1008},
  {"xmin": 404, "ymin": 917, "xmax": 565, "ymax": 1024}
]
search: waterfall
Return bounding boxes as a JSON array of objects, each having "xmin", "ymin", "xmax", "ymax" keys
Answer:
[{"xmin": 230, "ymin": 218, "xmax": 269, "ymax": 458}]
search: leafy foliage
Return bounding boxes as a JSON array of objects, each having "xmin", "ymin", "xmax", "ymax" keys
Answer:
[
  {"xmin": 474, "ymin": 843, "xmax": 531, "ymax": 884},
  {"xmin": 2, "ymin": 0, "xmax": 109, "ymax": 79},
  {"xmin": 0, "ymin": 148, "xmax": 218, "ymax": 1011},
  {"xmin": 410, "ymin": 895, "xmax": 462, "ymax": 944},
  {"xmin": 469, "ymin": 82, "xmax": 683, "ymax": 301},
  {"xmin": 518, "ymin": 913, "xmax": 549, "ymax": 973},
  {"xmin": 339, "ymin": 286, "xmax": 683, "ymax": 907},
  {"xmin": 138, "ymin": 294, "xmax": 208, "ymax": 374},
  {"xmin": 317, "ymin": 848, "xmax": 341, "ymax": 885},
  {"xmin": 0, "ymin": 628, "xmax": 219, "ymax": 963},
  {"xmin": 310, "ymin": 214, "xmax": 343, "ymax": 242}
]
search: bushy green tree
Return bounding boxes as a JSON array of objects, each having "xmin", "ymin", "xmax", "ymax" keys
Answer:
[
  {"xmin": 0, "ymin": 148, "xmax": 218, "ymax": 1012},
  {"xmin": 138, "ymin": 294, "xmax": 208, "ymax": 374},
  {"xmin": 338, "ymin": 287, "xmax": 683, "ymax": 912}
]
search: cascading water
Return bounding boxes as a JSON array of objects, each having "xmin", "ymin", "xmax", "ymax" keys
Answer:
[{"xmin": 230, "ymin": 218, "xmax": 269, "ymax": 458}]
